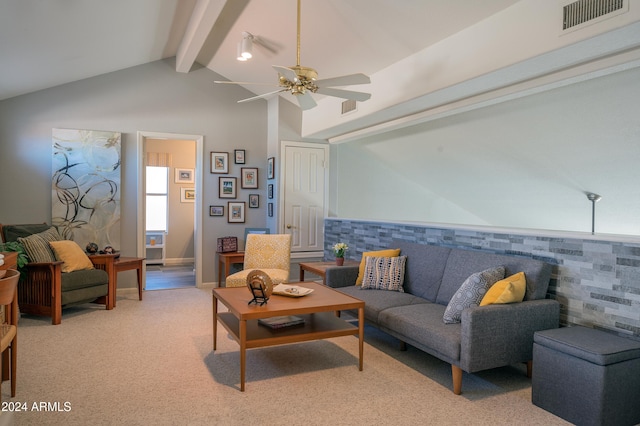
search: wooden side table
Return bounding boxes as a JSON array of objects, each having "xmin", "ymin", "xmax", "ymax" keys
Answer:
[
  {"xmin": 114, "ymin": 257, "xmax": 145, "ymax": 304},
  {"xmin": 0, "ymin": 252, "xmax": 17, "ymax": 382},
  {"xmin": 217, "ymin": 252, "xmax": 245, "ymax": 286},
  {"xmin": 0, "ymin": 252, "xmax": 17, "ymax": 272},
  {"xmin": 299, "ymin": 260, "xmax": 360, "ymax": 285}
]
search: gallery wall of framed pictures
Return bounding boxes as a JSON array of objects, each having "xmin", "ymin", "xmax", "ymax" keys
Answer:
[{"xmin": 209, "ymin": 149, "xmax": 267, "ymax": 224}]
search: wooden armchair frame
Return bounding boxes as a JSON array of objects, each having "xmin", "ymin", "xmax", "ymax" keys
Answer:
[
  {"xmin": 19, "ymin": 254, "xmax": 116, "ymax": 325},
  {"xmin": 0, "ymin": 223, "xmax": 117, "ymax": 325}
]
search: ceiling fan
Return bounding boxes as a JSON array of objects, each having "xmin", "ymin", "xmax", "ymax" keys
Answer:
[{"xmin": 215, "ymin": 0, "xmax": 371, "ymax": 110}]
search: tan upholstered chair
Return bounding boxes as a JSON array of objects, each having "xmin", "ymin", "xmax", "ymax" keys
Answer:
[
  {"xmin": 0, "ymin": 269, "xmax": 19, "ymax": 401},
  {"xmin": 225, "ymin": 234, "xmax": 292, "ymax": 287}
]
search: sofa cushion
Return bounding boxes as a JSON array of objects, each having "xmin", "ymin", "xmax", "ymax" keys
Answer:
[
  {"xmin": 480, "ymin": 272, "xmax": 526, "ymax": 306},
  {"xmin": 379, "ymin": 303, "xmax": 461, "ymax": 362},
  {"xmin": 442, "ymin": 266, "xmax": 505, "ymax": 324},
  {"xmin": 437, "ymin": 249, "xmax": 552, "ymax": 304},
  {"xmin": 49, "ymin": 240, "xmax": 94, "ymax": 273},
  {"xmin": 61, "ymin": 268, "xmax": 109, "ymax": 292},
  {"xmin": 17, "ymin": 226, "xmax": 62, "ymax": 263},
  {"xmin": 337, "ymin": 285, "xmax": 428, "ymax": 323},
  {"xmin": 355, "ymin": 248, "xmax": 401, "ymax": 285},
  {"xmin": 393, "ymin": 240, "xmax": 451, "ymax": 302},
  {"xmin": 2, "ymin": 223, "xmax": 52, "ymax": 243},
  {"xmin": 361, "ymin": 256, "xmax": 406, "ymax": 292}
]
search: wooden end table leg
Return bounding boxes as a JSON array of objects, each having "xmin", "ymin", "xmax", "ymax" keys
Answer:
[
  {"xmin": 299, "ymin": 264, "xmax": 305, "ymax": 282},
  {"xmin": 240, "ymin": 319, "xmax": 247, "ymax": 391},
  {"xmin": 358, "ymin": 306, "xmax": 364, "ymax": 371},
  {"xmin": 137, "ymin": 263, "xmax": 143, "ymax": 300},
  {"xmin": 212, "ymin": 294, "xmax": 218, "ymax": 351}
]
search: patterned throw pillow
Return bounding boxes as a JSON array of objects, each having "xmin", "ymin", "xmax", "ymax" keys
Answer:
[
  {"xmin": 17, "ymin": 226, "xmax": 62, "ymax": 263},
  {"xmin": 355, "ymin": 249, "xmax": 401, "ymax": 285},
  {"xmin": 442, "ymin": 266, "xmax": 505, "ymax": 324},
  {"xmin": 361, "ymin": 256, "xmax": 407, "ymax": 292}
]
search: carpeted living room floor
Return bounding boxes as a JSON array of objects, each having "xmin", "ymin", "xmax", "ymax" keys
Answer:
[{"xmin": 6, "ymin": 287, "xmax": 570, "ymax": 426}]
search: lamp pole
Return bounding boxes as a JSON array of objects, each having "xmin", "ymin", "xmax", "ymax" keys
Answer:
[{"xmin": 586, "ymin": 193, "xmax": 602, "ymax": 235}]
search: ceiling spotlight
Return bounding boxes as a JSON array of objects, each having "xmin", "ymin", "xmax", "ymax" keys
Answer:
[{"xmin": 237, "ymin": 31, "xmax": 253, "ymax": 61}]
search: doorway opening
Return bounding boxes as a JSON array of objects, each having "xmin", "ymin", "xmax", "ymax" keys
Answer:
[{"xmin": 137, "ymin": 131, "xmax": 204, "ymax": 291}]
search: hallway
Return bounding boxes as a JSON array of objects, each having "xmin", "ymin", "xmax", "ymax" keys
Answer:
[{"xmin": 145, "ymin": 264, "xmax": 195, "ymax": 290}]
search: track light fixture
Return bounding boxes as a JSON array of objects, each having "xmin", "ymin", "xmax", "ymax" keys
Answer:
[{"xmin": 237, "ymin": 32, "xmax": 253, "ymax": 61}]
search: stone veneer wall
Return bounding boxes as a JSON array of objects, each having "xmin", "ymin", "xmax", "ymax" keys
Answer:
[{"xmin": 325, "ymin": 218, "xmax": 640, "ymax": 339}]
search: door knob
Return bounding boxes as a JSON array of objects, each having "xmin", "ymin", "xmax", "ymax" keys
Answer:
[{"xmin": 286, "ymin": 224, "xmax": 292, "ymax": 229}]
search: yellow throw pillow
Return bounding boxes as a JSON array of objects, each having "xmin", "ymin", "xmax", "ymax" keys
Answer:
[
  {"xmin": 49, "ymin": 240, "xmax": 95, "ymax": 273},
  {"xmin": 480, "ymin": 272, "xmax": 526, "ymax": 306},
  {"xmin": 355, "ymin": 248, "xmax": 401, "ymax": 285}
]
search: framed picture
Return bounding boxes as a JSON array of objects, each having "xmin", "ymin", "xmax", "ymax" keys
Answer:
[
  {"xmin": 241, "ymin": 167, "xmax": 258, "ymax": 189},
  {"xmin": 219, "ymin": 176, "xmax": 237, "ymax": 198},
  {"xmin": 210, "ymin": 152, "xmax": 229, "ymax": 174},
  {"xmin": 175, "ymin": 168, "xmax": 194, "ymax": 184},
  {"xmin": 181, "ymin": 187, "xmax": 195, "ymax": 203},
  {"xmin": 268, "ymin": 184, "xmax": 273, "ymax": 199},
  {"xmin": 234, "ymin": 149, "xmax": 246, "ymax": 164},
  {"xmin": 268, "ymin": 202, "xmax": 273, "ymax": 217},
  {"xmin": 267, "ymin": 157, "xmax": 275, "ymax": 179},
  {"xmin": 249, "ymin": 194, "xmax": 259, "ymax": 208},
  {"xmin": 209, "ymin": 205, "xmax": 224, "ymax": 216},
  {"xmin": 228, "ymin": 202, "xmax": 245, "ymax": 223}
]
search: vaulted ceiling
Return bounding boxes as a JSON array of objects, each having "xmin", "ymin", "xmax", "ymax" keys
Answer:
[{"xmin": 0, "ymin": 0, "xmax": 520, "ymax": 102}]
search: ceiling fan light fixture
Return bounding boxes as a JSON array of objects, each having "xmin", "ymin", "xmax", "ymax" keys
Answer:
[
  {"xmin": 238, "ymin": 31, "xmax": 253, "ymax": 60},
  {"xmin": 236, "ymin": 42, "xmax": 247, "ymax": 61},
  {"xmin": 218, "ymin": 0, "xmax": 370, "ymax": 110}
]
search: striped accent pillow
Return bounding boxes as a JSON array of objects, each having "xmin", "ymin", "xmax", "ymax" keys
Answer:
[
  {"xmin": 361, "ymin": 256, "xmax": 407, "ymax": 292},
  {"xmin": 17, "ymin": 226, "xmax": 62, "ymax": 263}
]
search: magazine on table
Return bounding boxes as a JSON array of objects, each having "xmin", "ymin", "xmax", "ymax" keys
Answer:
[{"xmin": 258, "ymin": 315, "xmax": 305, "ymax": 329}]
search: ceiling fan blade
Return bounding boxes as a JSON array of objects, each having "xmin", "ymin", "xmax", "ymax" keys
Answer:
[
  {"xmin": 238, "ymin": 89, "xmax": 287, "ymax": 104},
  {"xmin": 215, "ymin": 81, "xmax": 279, "ymax": 87},
  {"xmin": 315, "ymin": 87, "xmax": 371, "ymax": 102},
  {"xmin": 273, "ymin": 65, "xmax": 299, "ymax": 83},
  {"xmin": 315, "ymin": 73, "xmax": 370, "ymax": 87},
  {"xmin": 296, "ymin": 92, "xmax": 317, "ymax": 110}
]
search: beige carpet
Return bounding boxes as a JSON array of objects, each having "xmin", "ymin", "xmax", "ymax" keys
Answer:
[{"xmin": 6, "ymin": 288, "xmax": 569, "ymax": 426}]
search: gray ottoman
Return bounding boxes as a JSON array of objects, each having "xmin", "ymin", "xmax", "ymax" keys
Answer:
[{"xmin": 532, "ymin": 326, "xmax": 640, "ymax": 426}]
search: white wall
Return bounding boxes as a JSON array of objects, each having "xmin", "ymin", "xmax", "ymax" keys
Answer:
[
  {"xmin": 0, "ymin": 58, "xmax": 269, "ymax": 287},
  {"xmin": 334, "ymin": 67, "xmax": 640, "ymax": 236}
]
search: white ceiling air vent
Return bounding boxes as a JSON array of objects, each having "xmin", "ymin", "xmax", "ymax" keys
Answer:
[
  {"xmin": 563, "ymin": 0, "xmax": 627, "ymax": 31},
  {"xmin": 341, "ymin": 99, "xmax": 357, "ymax": 115}
]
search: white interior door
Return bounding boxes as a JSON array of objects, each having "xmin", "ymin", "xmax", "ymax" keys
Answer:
[{"xmin": 282, "ymin": 142, "xmax": 328, "ymax": 253}]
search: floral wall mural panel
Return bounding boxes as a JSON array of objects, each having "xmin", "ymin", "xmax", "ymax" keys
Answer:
[{"xmin": 52, "ymin": 128, "xmax": 121, "ymax": 251}]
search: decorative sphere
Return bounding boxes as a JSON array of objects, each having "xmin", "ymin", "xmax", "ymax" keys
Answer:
[
  {"xmin": 103, "ymin": 246, "xmax": 115, "ymax": 254},
  {"xmin": 86, "ymin": 242, "xmax": 99, "ymax": 254}
]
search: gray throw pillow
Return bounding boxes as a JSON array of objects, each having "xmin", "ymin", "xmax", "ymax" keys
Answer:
[{"xmin": 442, "ymin": 266, "xmax": 505, "ymax": 324}]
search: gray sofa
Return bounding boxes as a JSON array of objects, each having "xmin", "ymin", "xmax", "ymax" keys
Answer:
[{"xmin": 326, "ymin": 240, "xmax": 560, "ymax": 395}]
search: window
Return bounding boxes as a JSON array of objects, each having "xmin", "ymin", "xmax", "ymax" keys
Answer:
[{"xmin": 146, "ymin": 166, "xmax": 168, "ymax": 231}]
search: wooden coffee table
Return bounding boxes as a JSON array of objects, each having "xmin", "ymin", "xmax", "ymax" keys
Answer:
[{"xmin": 212, "ymin": 281, "xmax": 365, "ymax": 391}]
